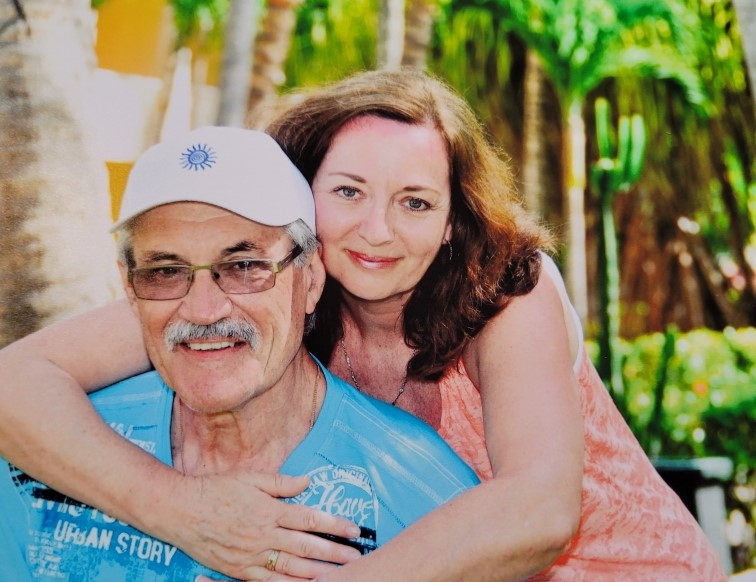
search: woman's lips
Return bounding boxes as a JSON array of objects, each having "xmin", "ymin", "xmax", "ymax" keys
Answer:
[{"xmin": 347, "ymin": 250, "xmax": 399, "ymax": 269}]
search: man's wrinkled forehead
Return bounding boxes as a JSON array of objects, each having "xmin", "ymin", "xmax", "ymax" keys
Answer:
[{"xmin": 129, "ymin": 202, "xmax": 289, "ymax": 260}]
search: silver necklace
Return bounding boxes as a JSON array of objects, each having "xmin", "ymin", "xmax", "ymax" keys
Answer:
[
  {"xmin": 340, "ymin": 337, "xmax": 407, "ymax": 406},
  {"xmin": 173, "ymin": 367, "xmax": 320, "ymax": 474}
]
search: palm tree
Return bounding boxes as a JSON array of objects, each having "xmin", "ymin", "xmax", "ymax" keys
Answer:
[
  {"xmin": 246, "ymin": 0, "xmax": 305, "ymax": 128},
  {"xmin": 466, "ymin": 0, "xmax": 709, "ymax": 324},
  {"xmin": 217, "ymin": 0, "xmax": 259, "ymax": 127},
  {"xmin": 401, "ymin": 0, "xmax": 438, "ymax": 69},
  {"xmin": 521, "ymin": 49, "xmax": 547, "ymax": 218},
  {"xmin": 378, "ymin": 0, "xmax": 406, "ymax": 69},
  {"xmin": 0, "ymin": 0, "xmax": 120, "ymax": 347}
]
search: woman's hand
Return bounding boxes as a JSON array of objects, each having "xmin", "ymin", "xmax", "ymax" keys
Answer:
[{"xmin": 160, "ymin": 469, "xmax": 361, "ymax": 580}]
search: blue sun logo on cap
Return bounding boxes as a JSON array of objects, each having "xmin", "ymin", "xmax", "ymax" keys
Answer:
[{"xmin": 180, "ymin": 143, "xmax": 217, "ymax": 171}]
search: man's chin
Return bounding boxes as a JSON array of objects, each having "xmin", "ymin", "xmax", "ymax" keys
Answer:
[{"xmin": 168, "ymin": 375, "xmax": 258, "ymax": 414}]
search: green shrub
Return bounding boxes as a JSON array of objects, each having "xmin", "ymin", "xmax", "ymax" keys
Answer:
[{"xmin": 599, "ymin": 327, "xmax": 756, "ymax": 464}]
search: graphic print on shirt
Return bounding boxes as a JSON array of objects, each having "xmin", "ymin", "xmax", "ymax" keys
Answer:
[
  {"xmin": 288, "ymin": 464, "xmax": 378, "ymax": 554},
  {"xmin": 9, "ymin": 465, "xmax": 193, "ymax": 581}
]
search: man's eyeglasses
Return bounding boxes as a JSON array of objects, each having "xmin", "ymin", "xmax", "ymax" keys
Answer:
[{"xmin": 128, "ymin": 245, "xmax": 303, "ymax": 300}]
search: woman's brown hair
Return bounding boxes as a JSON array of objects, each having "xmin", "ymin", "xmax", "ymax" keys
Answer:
[{"xmin": 266, "ymin": 68, "xmax": 553, "ymax": 381}]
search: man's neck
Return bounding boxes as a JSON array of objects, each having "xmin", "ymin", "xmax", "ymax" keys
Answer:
[{"xmin": 171, "ymin": 350, "xmax": 323, "ymax": 475}]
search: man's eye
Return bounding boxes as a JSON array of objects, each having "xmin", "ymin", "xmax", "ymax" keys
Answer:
[
  {"xmin": 136, "ymin": 266, "xmax": 186, "ymax": 285},
  {"xmin": 153, "ymin": 266, "xmax": 184, "ymax": 279},
  {"xmin": 229, "ymin": 260, "xmax": 259, "ymax": 272}
]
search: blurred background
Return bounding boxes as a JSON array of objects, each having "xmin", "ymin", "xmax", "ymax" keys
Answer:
[{"xmin": 0, "ymin": 0, "xmax": 754, "ymax": 575}]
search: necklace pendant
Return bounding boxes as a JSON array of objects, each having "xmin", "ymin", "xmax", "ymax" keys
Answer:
[{"xmin": 340, "ymin": 337, "xmax": 408, "ymax": 407}]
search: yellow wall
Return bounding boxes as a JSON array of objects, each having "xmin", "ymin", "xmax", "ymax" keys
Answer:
[
  {"xmin": 94, "ymin": 0, "xmax": 222, "ymax": 219},
  {"xmin": 95, "ymin": 0, "xmax": 173, "ymax": 77},
  {"xmin": 95, "ymin": 0, "xmax": 173, "ymax": 218},
  {"xmin": 106, "ymin": 161, "xmax": 134, "ymax": 222}
]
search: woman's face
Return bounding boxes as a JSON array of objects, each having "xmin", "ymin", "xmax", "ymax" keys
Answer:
[{"xmin": 311, "ymin": 115, "xmax": 452, "ymax": 303}]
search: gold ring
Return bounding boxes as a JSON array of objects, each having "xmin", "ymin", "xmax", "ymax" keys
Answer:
[{"xmin": 265, "ymin": 549, "xmax": 280, "ymax": 572}]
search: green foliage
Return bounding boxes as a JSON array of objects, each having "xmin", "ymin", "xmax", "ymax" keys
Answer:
[
  {"xmin": 588, "ymin": 327, "xmax": 756, "ymax": 468},
  {"xmin": 445, "ymin": 0, "xmax": 709, "ymax": 111},
  {"xmin": 430, "ymin": 6, "xmax": 515, "ymax": 129},
  {"xmin": 285, "ymin": 0, "xmax": 377, "ymax": 88},
  {"xmin": 168, "ymin": 0, "xmax": 230, "ymax": 48}
]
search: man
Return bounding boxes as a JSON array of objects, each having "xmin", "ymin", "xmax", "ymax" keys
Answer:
[{"xmin": 0, "ymin": 127, "xmax": 479, "ymax": 581}]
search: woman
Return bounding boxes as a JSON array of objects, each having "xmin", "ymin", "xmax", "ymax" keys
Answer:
[{"xmin": 0, "ymin": 69, "xmax": 725, "ymax": 582}]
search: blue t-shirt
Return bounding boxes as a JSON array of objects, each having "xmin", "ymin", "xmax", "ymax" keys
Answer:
[{"xmin": 0, "ymin": 359, "xmax": 479, "ymax": 581}]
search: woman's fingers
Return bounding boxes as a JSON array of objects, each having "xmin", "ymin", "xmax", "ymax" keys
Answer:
[
  {"xmin": 258, "ymin": 474, "xmax": 361, "ymax": 541},
  {"xmin": 273, "ymin": 505, "xmax": 361, "ymax": 563},
  {"xmin": 261, "ymin": 549, "xmax": 341, "ymax": 579},
  {"xmin": 194, "ymin": 551, "xmax": 339, "ymax": 581},
  {"xmin": 168, "ymin": 471, "xmax": 361, "ymax": 579},
  {"xmin": 194, "ymin": 570, "xmax": 311, "ymax": 582}
]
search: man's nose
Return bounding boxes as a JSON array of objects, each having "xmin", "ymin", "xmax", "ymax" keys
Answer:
[
  {"xmin": 178, "ymin": 269, "xmax": 233, "ymax": 324},
  {"xmin": 358, "ymin": 201, "xmax": 394, "ymax": 245}
]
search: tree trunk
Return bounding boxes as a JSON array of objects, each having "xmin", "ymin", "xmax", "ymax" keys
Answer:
[
  {"xmin": 378, "ymin": 0, "xmax": 405, "ymax": 70},
  {"xmin": 561, "ymin": 98, "xmax": 589, "ymax": 325},
  {"xmin": 733, "ymin": 0, "xmax": 756, "ymax": 111},
  {"xmin": 521, "ymin": 49, "xmax": 546, "ymax": 218},
  {"xmin": 0, "ymin": 0, "xmax": 119, "ymax": 348},
  {"xmin": 245, "ymin": 0, "xmax": 303, "ymax": 129},
  {"xmin": 217, "ymin": 0, "xmax": 258, "ymax": 127},
  {"xmin": 401, "ymin": 0, "xmax": 435, "ymax": 70}
]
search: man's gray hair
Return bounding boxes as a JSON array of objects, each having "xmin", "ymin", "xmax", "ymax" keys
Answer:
[
  {"xmin": 116, "ymin": 217, "xmax": 317, "ymax": 269},
  {"xmin": 284, "ymin": 219, "xmax": 318, "ymax": 266}
]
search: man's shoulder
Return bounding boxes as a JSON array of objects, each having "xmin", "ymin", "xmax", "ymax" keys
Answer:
[
  {"xmin": 321, "ymin": 367, "xmax": 479, "ymax": 485},
  {"xmin": 89, "ymin": 369, "xmax": 168, "ymax": 407},
  {"xmin": 88, "ymin": 370, "xmax": 172, "ymax": 458}
]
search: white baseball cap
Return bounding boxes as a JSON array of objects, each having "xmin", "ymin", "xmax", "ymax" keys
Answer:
[{"xmin": 112, "ymin": 126, "xmax": 316, "ymax": 234}]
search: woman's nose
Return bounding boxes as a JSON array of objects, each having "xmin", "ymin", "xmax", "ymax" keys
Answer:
[{"xmin": 357, "ymin": 201, "xmax": 394, "ymax": 245}]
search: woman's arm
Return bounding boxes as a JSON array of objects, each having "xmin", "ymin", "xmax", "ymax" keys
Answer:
[
  {"xmin": 316, "ymin": 266, "xmax": 585, "ymax": 582},
  {"xmin": 0, "ymin": 300, "xmax": 361, "ymax": 580},
  {"xmin": 0, "ymin": 299, "xmax": 153, "ymax": 487}
]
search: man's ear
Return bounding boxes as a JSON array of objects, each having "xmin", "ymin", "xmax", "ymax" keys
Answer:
[
  {"xmin": 304, "ymin": 249, "xmax": 326, "ymax": 315},
  {"xmin": 117, "ymin": 262, "xmax": 139, "ymax": 312}
]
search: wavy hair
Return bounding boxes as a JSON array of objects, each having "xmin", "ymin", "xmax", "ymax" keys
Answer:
[{"xmin": 267, "ymin": 68, "xmax": 553, "ymax": 381}]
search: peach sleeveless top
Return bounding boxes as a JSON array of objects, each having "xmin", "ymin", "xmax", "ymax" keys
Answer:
[{"xmin": 437, "ymin": 349, "xmax": 727, "ymax": 581}]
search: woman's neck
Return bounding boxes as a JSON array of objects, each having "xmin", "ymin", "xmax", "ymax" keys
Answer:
[
  {"xmin": 336, "ymin": 291, "xmax": 444, "ymax": 428},
  {"xmin": 340, "ymin": 290, "xmax": 407, "ymax": 343}
]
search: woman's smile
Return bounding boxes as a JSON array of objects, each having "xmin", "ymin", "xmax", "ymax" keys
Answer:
[{"xmin": 346, "ymin": 250, "xmax": 400, "ymax": 269}]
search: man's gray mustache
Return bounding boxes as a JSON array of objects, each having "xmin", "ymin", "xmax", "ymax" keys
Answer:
[{"xmin": 164, "ymin": 319, "xmax": 260, "ymax": 351}]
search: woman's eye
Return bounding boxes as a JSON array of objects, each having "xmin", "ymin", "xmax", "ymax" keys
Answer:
[
  {"xmin": 405, "ymin": 197, "xmax": 430, "ymax": 211},
  {"xmin": 336, "ymin": 186, "xmax": 360, "ymax": 199}
]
